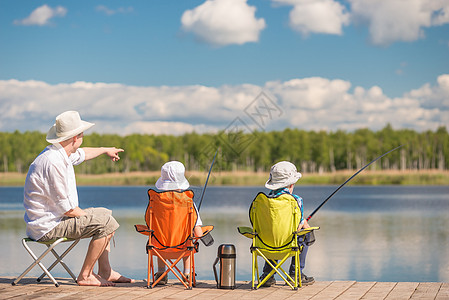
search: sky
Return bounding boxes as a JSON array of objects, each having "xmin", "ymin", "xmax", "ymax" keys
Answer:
[{"xmin": 0, "ymin": 0, "xmax": 448, "ymax": 136}]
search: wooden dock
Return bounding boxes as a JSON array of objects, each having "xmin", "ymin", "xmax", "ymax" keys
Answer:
[{"xmin": 1, "ymin": 277, "xmax": 448, "ymax": 299}]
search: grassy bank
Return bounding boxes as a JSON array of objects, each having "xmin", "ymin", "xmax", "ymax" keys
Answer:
[{"xmin": 1, "ymin": 170, "xmax": 449, "ymax": 186}]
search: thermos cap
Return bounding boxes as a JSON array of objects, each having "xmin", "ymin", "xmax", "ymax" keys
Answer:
[{"xmin": 218, "ymin": 244, "xmax": 236, "ymax": 255}]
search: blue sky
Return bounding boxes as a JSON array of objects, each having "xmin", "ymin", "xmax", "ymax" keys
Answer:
[{"xmin": 0, "ymin": 0, "xmax": 448, "ymax": 135}]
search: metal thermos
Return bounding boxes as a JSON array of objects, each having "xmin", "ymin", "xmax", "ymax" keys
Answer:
[{"xmin": 213, "ymin": 244, "xmax": 236, "ymax": 289}]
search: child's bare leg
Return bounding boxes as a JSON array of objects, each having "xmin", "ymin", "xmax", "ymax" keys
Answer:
[{"xmin": 183, "ymin": 256, "xmax": 191, "ymax": 275}]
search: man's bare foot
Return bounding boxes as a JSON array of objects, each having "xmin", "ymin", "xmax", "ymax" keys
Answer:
[
  {"xmin": 99, "ymin": 269, "xmax": 135, "ymax": 283},
  {"xmin": 77, "ymin": 273, "xmax": 116, "ymax": 287}
]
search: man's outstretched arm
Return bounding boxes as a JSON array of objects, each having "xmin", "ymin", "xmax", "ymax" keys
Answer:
[{"xmin": 82, "ymin": 147, "xmax": 124, "ymax": 161}]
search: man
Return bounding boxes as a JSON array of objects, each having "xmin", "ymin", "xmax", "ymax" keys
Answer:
[
  {"xmin": 23, "ymin": 111, "xmax": 133, "ymax": 286},
  {"xmin": 260, "ymin": 161, "xmax": 315, "ymax": 287}
]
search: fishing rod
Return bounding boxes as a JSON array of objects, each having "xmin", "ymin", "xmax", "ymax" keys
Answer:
[
  {"xmin": 196, "ymin": 149, "xmax": 218, "ymax": 247},
  {"xmin": 197, "ymin": 149, "xmax": 218, "ymax": 211},
  {"xmin": 306, "ymin": 145, "xmax": 403, "ymax": 221}
]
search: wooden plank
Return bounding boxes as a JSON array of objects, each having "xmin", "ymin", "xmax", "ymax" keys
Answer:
[
  {"xmin": 183, "ymin": 288, "xmax": 232, "ymax": 300},
  {"xmin": 435, "ymin": 282, "xmax": 449, "ymax": 300},
  {"xmin": 335, "ymin": 282, "xmax": 376, "ymax": 300},
  {"xmin": 97, "ymin": 286, "xmax": 165, "ymax": 300},
  {"xmin": 384, "ymin": 282, "xmax": 419, "ymax": 300},
  {"xmin": 309, "ymin": 281, "xmax": 356, "ymax": 299},
  {"xmin": 138, "ymin": 284, "xmax": 187, "ymax": 299},
  {"xmin": 0, "ymin": 281, "xmax": 97, "ymax": 300},
  {"xmin": 44, "ymin": 286, "xmax": 99, "ymax": 300},
  {"xmin": 0, "ymin": 285, "xmax": 51, "ymax": 299},
  {"xmin": 12, "ymin": 286, "xmax": 96, "ymax": 300},
  {"xmin": 361, "ymin": 282, "xmax": 397, "ymax": 300},
  {"xmin": 212, "ymin": 287, "xmax": 253, "ymax": 300},
  {"xmin": 410, "ymin": 282, "xmax": 442, "ymax": 300},
  {"xmin": 155, "ymin": 282, "xmax": 225, "ymax": 300},
  {"xmin": 238, "ymin": 283, "xmax": 279, "ymax": 300},
  {"xmin": 0, "ymin": 279, "xmax": 448, "ymax": 299},
  {"xmin": 282, "ymin": 281, "xmax": 333, "ymax": 300}
]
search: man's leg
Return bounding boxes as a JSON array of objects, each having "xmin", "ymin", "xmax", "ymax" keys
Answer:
[
  {"xmin": 77, "ymin": 234, "xmax": 114, "ymax": 286},
  {"xmin": 97, "ymin": 233, "xmax": 134, "ymax": 283}
]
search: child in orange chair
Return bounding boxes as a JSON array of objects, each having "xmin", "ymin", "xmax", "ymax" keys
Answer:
[{"xmin": 153, "ymin": 161, "xmax": 203, "ymax": 285}]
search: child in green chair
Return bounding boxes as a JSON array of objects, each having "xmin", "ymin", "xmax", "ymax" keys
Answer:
[{"xmin": 260, "ymin": 161, "xmax": 315, "ymax": 287}]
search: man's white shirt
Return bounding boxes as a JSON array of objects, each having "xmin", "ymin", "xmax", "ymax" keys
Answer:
[{"xmin": 24, "ymin": 143, "xmax": 85, "ymax": 240}]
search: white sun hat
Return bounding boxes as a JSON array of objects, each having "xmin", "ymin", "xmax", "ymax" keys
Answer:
[
  {"xmin": 265, "ymin": 161, "xmax": 302, "ymax": 190},
  {"xmin": 46, "ymin": 111, "xmax": 95, "ymax": 144},
  {"xmin": 155, "ymin": 161, "xmax": 190, "ymax": 191}
]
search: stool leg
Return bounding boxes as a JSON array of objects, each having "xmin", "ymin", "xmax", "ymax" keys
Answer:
[
  {"xmin": 13, "ymin": 238, "xmax": 62, "ymax": 287},
  {"xmin": 37, "ymin": 239, "xmax": 79, "ymax": 283}
]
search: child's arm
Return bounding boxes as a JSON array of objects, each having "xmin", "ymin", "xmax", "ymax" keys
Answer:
[
  {"xmin": 297, "ymin": 219, "xmax": 311, "ymax": 230},
  {"xmin": 193, "ymin": 225, "xmax": 203, "ymax": 237}
]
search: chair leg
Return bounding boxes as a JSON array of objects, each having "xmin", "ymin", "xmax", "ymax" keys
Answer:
[
  {"xmin": 147, "ymin": 252, "xmax": 153, "ymax": 288},
  {"xmin": 13, "ymin": 238, "xmax": 66, "ymax": 287},
  {"xmin": 191, "ymin": 252, "xmax": 196, "ymax": 288},
  {"xmin": 251, "ymin": 251, "xmax": 257, "ymax": 290},
  {"xmin": 151, "ymin": 250, "xmax": 194, "ymax": 289},
  {"xmin": 37, "ymin": 239, "xmax": 79, "ymax": 283},
  {"xmin": 255, "ymin": 249, "xmax": 296, "ymax": 290},
  {"xmin": 151, "ymin": 252, "xmax": 186, "ymax": 288}
]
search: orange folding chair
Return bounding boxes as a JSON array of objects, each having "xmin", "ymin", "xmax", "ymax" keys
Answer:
[{"xmin": 135, "ymin": 189, "xmax": 213, "ymax": 289}]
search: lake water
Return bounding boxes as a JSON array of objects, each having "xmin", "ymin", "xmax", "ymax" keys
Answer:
[{"xmin": 1, "ymin": 185, "xmax": 448, "ymax": 283}]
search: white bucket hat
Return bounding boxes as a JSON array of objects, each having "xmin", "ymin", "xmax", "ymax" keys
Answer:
[
  {"xmin": 46, "ymin": 111, "xmax": 95, "ymax": 144},
  {"xmin": 155, "ymin": 161, "xmax": 190, "ymax": 191},
  {"xmin": 265, "ymin": 161, "xmax": 302, "ymax": 190}
]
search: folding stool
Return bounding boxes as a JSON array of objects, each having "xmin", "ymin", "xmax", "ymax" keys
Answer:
[{"xmin": 12, "ymin": 237, "xmax": 80, "ymax": 287}]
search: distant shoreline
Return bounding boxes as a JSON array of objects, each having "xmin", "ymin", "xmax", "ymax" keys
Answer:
[{"xmin": 1, "ymin": 170, "xmax": 448, "ymax": 186}]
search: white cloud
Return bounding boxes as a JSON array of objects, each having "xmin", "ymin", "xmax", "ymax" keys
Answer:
[
  {"xmin": 273, "ymin": 0, "xmax": 350, "ymax": 36},
  {"xmin": 96, "ymin": 5, "xmax": 134, "ymax": 16},
  {"xmin": 0, "ymin": 79, "xmax": 261, "ymax": 135},
  {"xmin": 181, "ymin": 0, "xmax": 266, "ymax": 46},
  {"xmin": 406, "ymin": 74, "xmax": 449, "ymax": 111},
  {"xmin": 13, "ymin": 5, "xmax": 67, "ymax": 26},
  {"xmin": 0, "ymin": 75, "xmax": 447, "ymax": 135},
  {"xmin": 264, "ymin": 75, "xmax": 447, "ymax": 131},
  {"xmin": 349, "ymin": 0, "xmax": 449, "ymax": 46},
  {"xmin": 271, "ymin": 0, "xmax": 448, "ymax": 45},
  {"xmin": 121, "ymin": 121, "xmax": 218, "ymax": 136}
]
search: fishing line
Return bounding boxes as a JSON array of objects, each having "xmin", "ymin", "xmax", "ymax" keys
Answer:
[
  {"xmin": 306, "ymin": 145, "xmax": 403, "ymax": 221},
  {"xmin": 197, "ymin": 149, "xmax": 218, "ymax": 212}
]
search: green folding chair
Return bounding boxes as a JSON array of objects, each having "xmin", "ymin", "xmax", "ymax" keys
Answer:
[
  {"xmin": 12, "ymin": 237, "xmax": 80, "ymax": 287},
  {"xmin": 238, "ymin": 192, "xmax": 319, "ymax": 290}
]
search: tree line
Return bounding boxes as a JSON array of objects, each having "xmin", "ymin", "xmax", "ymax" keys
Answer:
[{"xmin": 1, "ymin": 125, "xmax": 447, "ymax": 174}]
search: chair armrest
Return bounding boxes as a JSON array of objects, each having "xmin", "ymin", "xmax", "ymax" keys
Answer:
[
  {"xmin": 237, "ymin": 226, "xmax": 257, "ymax": 239},
  {"xmin": 294, "ymin": 226, "xmax": 320, "ymax": 236},
  {"xmin": 134, "ymin": 224, "xmax": 153, "ymax": 236},
  {"xmin": 196, "ymin": 226, "xmax": 215, "ymax": 246},
  {"xmin": 192, "ymin": 225, "xmax": 215, "ymax": 240},
  {"xmin": 199, "ymin": 225, "xmax": 214, "ymax": 237}
]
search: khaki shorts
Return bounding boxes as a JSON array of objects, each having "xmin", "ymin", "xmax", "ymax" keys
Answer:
[{"xmin": 39, "ymin": 207, "xmax": 119, "ymax": 242}]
